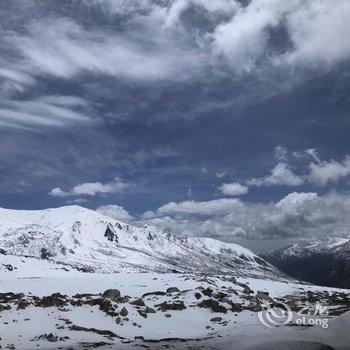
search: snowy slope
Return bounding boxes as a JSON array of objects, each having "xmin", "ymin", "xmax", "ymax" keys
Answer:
[
  {"xmin": 0, "ymin": 206, "xmax": 282, "ymax": 278},
  {"xmin": 1, "ymin": 269, "xmax": 350, "ymax": 350}
]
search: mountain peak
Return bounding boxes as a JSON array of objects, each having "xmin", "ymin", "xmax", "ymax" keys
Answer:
[{"xmin": 0, "ymin": 206, "xmax": 283, "ymax": 279}]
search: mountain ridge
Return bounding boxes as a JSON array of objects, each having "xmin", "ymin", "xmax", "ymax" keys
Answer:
[
  {"xmin": 262, "ymin": 237, "xmax": 350, "ymax": 288},
  {"xmin": 0, "ymin": 205, "xmax": 284, "ymax": 279}
]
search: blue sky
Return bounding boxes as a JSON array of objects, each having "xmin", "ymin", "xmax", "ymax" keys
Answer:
[{"xmin": 1, "ymin": 0, "xmax": 350, "ymax": 250}]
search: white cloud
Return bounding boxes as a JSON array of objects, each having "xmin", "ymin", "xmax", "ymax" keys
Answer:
[
  {"xmin": 49, "ymin": 177, "xmax": 130, "ymax": 197},
  {"xmin": 284, "ymin": 0, "xmax": 350, "ymax": 67},
  {"xmin": 4, "ymin": 0, "xmax": 349, "ymax": 92},
  {"xmin": 308, "ymin": 156, "xmax": 350, "ymax": 186},
  {"xmin": 305, "ymin": 148, "xmax": 321, "ymax": 164},
  {"xmin": 1, "ymin": 0, "xmax": 349, "ymax": 132},
  {"xmin": 0, "ymin": 67, "xmax": 36, "ymax": 95},
  {"xmin": 0, "ymin": 95, "xmax": 92, "ymax": 128},
  {"xmin": 220, "ymin": 182, "xmax": 248, "ymax": 196},
  {"xmin": 49, "ymin": 187, "xmax": 69, "ymax": 198},
  {"xmin": 243, "ymin": 151, "xmax": 350, "ymax": 188},
  {"xmin": 247, "ymin": 162, "xmax": 303, "ymax": 187},
  {"xmin": 9, "ymin": 17, "xmax": 206, "ymax": 83},
  {"xmin": 276, "ymin": 191, "xmax": 319, "ymax": 209},
  {"xmin": 96, "ymin": 204, "xmax": 133, "ymax": 222},
  {"xmin": 212, "ymin": 0, "xmax": 291, "ymax": 72},
  {"xmin": 275, "ymin": 145, "xmax": 288, "ymax": 161},
  {"xmin": 157, "ymin": 198, "xmax": 243, "ymax": 215},
  {"xmin": 139, "ymin": 191, "xmax": 350, "ymax": 241},
  {"xmin": 212, "ymin": 0, "xmax": 350, "ymax": 71}
]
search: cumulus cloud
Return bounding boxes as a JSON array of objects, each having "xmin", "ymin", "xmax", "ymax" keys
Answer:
[
  {"xmin": 157, "ymin": 198, "xmax": 243, "ymax": 215},
  {"xmin": 212, "ymin": 0, "xmax": 350, "ymax": 71},
  {"xmin": 49, "ymin": 177, "xmax": 130, "ymax": 197},
  {"xmin": 212, "ymin": 0, "xmax": 292, "ymax": 72},
  {"xmin": 247, "ymin": 162, "xmax": 303, "ymax": 187},
  {"xmin": 243, "ymin": 150, "xmax": 350, "ymax": 188},
  {"xmin": 96, "ymin": 204, "xmax": 133, "ymax": 222},
  {"xmin": 139, "ymin": 191, "xmax": 350, "ymax": 241},
  {"xmin": 219, "ymin": 182, "xmax": 248, "ymax": 196},
  {"xmin": 308, "ymin": 156, "xmax": 350, "ymax": 186},
  {"xmin": 284, "ymin": 0, "xmax": 350, "ymax": 67}
]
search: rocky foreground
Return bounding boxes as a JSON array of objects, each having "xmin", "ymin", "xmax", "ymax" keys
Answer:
[{"xmin": 1, "ymin": 273, "xmax": 350, "ymax": 350}]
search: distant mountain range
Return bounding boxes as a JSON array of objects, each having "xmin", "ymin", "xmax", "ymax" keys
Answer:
[
  {"xmin": 262, "ymin": 237, "xmax": 350, "ymax": 288},
  {"xmin": 0, "ymin": 205, "xmax": 283, "ymax": 279}
]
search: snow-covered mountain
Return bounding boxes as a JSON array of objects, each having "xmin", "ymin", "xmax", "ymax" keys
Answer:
[
  {"xmin": 0, "ymin": 205, "xmax": 282, "ymax": 279},
  {"xmin": 262, "ymin": 237, "xmax": 350, "ymax": 288}
]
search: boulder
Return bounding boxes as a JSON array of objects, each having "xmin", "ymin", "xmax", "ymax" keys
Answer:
[
  {"xmin": 120, "ymin": 307, "xmax": 128, "ymax": 317},
  {"xmin": 256, "ymin": 291, "xmax": 270, "ymax": 300},
  {"xmin": 210, "ymin": 317, "xmax": 222, "ymax": 322},
  {"xmin": 137, "ymin": 310, "xmax": 147, "ymax": 318},
  {"xmin": 198, "ymin": 299, "xmax": 227, "ymax": 313},
  {"xmin": 166, "ymin": 287, "xmax": 180, "ymax": 294},
  {"xmin": 130, "ymin": 298, "xmax": 145, "ymax": 306},
  {"xmin": 144, "ymin": 306, "xmax": 156, "ymax": 314},
  {"xmin": 202, "ymin": 288, "xmax": 213, "ymax": 297},
  {"xmin": 157, "ymin": 301, "xmax": 187, "ymax": 311},
  {"xmin": 102, "ymin": 289, "xmax": 121, "ymax": 300},
  {"xmin": 142, "ymin": 291, "xmax": 167, "ymax": 298},
  {"xmin": 194, "ymin": 292, "xmax": 202, "ymax": 300}
]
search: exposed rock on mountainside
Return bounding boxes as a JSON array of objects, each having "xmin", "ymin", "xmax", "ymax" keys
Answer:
[{"xmin": 262, "ymin": 237, "xmax": 350, "ymax": 288}]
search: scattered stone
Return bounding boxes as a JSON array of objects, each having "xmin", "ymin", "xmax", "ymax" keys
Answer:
[
  {"xmin": 210, "ymin": 317, "xmax": 222, "ymax": 322},
  {"xmin": 202, "ymin": 288, "xmax": 213, "ymax": 297},
  {"xmin": 102, "ymin": 289, "xmax": 121, "ymax": 300},
  {"xmin": 84, "ymin": 298, "xmax": 114, "ymax": 314},
  {"xmin": 156, "ymin": 301, "xmax": 186, "ymax": 311},
  {"xmin": 0, "ymin": 293, "xmax": 24, "ymax": 303},
  {"xmin": 165, "ymin": 314, "xmax": 171, "ymax": 318},
  {"xmin": 256, "ymin": 291, "xmax": 270, "ymax": 300},
  {"xmin": 0, "ymin": 304, "xmax": 11, "ymax": 312},
  {"xmin": 116, "ymin": 296, "xmax": 130, "ymax": 303},
  {"xmin": 120, "ymin": 307, "xmax": 128, "ymax": 317},
  {"xmin": 69, "ymin": 325, "xmax": 124, "ymax": 339},
  {"xmin": 231, "ymin": 303, "xmax": 243, "ymax": 312},
  {"xmin": 130, "ymin": 298, "xmax": 145, "ymax": 306},
  {"xmin": 36, "ymin": 293, "xmax": 67, "ymax": 308},
  {"xmin": 194, "ymin": 292, "xmax": 202, "ymax": 300},
  {"xmin": 213, "ymin": 292, "xmax": 227, "ymax": 300},
  {"xmin": 236, "ymin": 282, "xmax": 253, "ymax": 294},
  {"xmin": 72, "ymin": 293, "xmax": 99, "ymax": 299},
  {"xmin": 46, "ymin": 333, "xmax": 59, "ymax": 343},
  {"xmin": 166, "ymin": 287, "xmax": 180, "ymax": 294},
  {"xmin": 142, "ymin": 291, "xmax": 167, "ymax": 298},
  {"xmin": 144, "ymin": 306, "xmax": 156, "ymax": 314},
  {"xmin": 137, "ymin": 310, "xmax": 147, "ymax": 318},
  {"xmin": 198, "ymin": 299, "xmax": 227, "ymax": 313}
]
